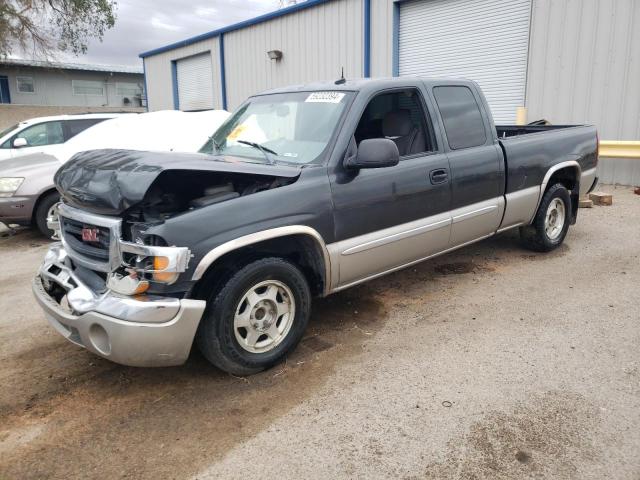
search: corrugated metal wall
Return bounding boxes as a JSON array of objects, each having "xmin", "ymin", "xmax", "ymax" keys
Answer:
[
  {"xmin": 370, "ymin": 0, "xmax": 394, "ymax": 77},
  {"xmin": 143, "ymin": 38, "xmax": 221, "ymax": 111},
  {"xmin": 398, "ymin": 0, "xmax": 531, "ymax": 123},
  {"xmin": 526, "ymin": 0, "xmax": 640, "ymax": 185},
  {"xmin": 223, "ymin": 0, "xmax": 363, "ymax": 109},
  {"xmin": 0, "ymin": 66, "xmax": 143, "ymax": 107}
]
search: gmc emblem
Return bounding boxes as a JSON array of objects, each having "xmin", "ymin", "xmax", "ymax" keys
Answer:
[{"xmin": 81, "ymin": 227, "xmax": 99, "ymax": 242}]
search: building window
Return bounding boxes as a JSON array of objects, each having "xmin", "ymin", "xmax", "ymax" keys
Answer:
[
  {"xmin": 116, "ymin": 82, "xmax": 142, "ymax": 96},
  {"xmin": 16, "ymin": 76, "xmax": 35, "ymax": 93},
  {"xmin": 72, "ymin": 80, "xmax": 105, "ymax": 96}
]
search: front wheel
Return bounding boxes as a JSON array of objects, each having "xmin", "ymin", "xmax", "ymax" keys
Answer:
[
  {"xmin": 520, "ymin": 183, "xmax": 571, "ymax": 252},
  {"xmin": 196, "ymin": 257, "xmax": 311, "ymax": 376},
  {"xmin": 34, "ymin": 192, "xmax": 60, "ymax": 239}
]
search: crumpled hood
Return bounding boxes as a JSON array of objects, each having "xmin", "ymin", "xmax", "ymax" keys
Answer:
[{"xmin": 54, "ymin": 149, "xmax": 302, "ymax": 214}]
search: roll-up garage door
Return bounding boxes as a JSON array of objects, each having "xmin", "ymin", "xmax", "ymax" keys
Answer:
[
  {"xmin": 176, "ymin": 53, "xmax": 214, "ymax": 111},
  {"xmin": 399, "ymin": 0, "xmax": 531, "ymax": 123}
]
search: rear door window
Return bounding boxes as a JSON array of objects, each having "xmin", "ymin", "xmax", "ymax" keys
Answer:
[
  {"xmin": 64, "ymin": 118, "xmax": 106, "ymax": 140},
  {"xmin": 433, "ymin": 86, "xmax": 486, "ymax": 150}
]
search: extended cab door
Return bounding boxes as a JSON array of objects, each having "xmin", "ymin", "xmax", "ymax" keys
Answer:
[
  {"xmin": 430, "ymin": 83, "xmax": 505, "ymax": 246},
  {"xmin": 328, "ymin": 85, "xmax": 452, "ymax": 289}
]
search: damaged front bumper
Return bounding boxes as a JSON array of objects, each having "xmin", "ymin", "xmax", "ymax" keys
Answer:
[{"xmin": 33, "ymin": 243, "xmax": 206, "ymax": 367}]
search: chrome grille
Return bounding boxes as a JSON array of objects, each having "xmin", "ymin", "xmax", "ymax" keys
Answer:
[
  {"xmin": 60, "ymin": 217, "xmax": 111, "ymax": 261},
  {"xmin": 58, "ymin": 203, "xmax": 122, "ymax": 273}
]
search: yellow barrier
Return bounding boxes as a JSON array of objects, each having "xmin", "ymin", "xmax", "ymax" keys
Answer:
[{"xmin": 599, "ymin": 141, "xmax": 640, "ymax": 159}]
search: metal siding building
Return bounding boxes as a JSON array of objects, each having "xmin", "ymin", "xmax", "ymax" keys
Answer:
[
  {"xmin": 223, "ymin": 0, "xmax": 363, "ymax": 109},
  {"xmin": 141, "ymin": 0, "xmax": 639, "ymax": 183},
  {"xmin": 525, "ymin": 0, "xmax": 640, "ymax": 184},
  {"xmin": 0, "ymin": 60, "xmax": 144, "ymax": 108},
  {"xmin": 143, "ymin": 37, "xmax": 222, "ymax": 112}
]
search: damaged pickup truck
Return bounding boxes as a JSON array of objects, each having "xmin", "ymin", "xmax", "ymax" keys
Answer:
[{"xmin": 33, "ymin": 78, "xmax": 599, "ymax": 375}]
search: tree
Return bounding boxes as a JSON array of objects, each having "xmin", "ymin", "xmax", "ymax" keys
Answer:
[{"xmin": 0, "ymin": 0, "xmax": 117, "ymax": 59}]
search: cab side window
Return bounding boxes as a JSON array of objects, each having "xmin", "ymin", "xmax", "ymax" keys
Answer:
[
  {"xmin": 354, "ymin": 89, "xmax": 436, "ymax": 157},
  {"xmin": 15, "ymin": 121, "xmax": 65, "ymax": 147},
  {"xmin": 433, "ymin": 86, "xmax": 487, "ymax": 150}
]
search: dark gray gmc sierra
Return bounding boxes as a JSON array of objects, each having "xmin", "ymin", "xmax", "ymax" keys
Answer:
[{"xmin": 33, "ymin": 78, "xmax": 599, "ymax": 375}]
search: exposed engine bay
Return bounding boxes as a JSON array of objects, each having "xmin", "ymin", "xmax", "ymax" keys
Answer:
[
  {"xmin": 123, "ymin": 170, "xmax": 295, "ymax": 243},
  {"xmin": 55, "ymin": 148, "xmax": 302, "ymax": 215}
]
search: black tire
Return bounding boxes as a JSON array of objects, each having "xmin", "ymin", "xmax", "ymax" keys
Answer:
[
  {"xmin": 196, "ymin": 257, "xmax": 311, "ymax": 376},
  {"xmin": 34, "ymin": 192, "xmax": 60, "ymax": 239},
  {"xmin": 520, "ymin": 183, "xmax": 571, "ymax": 252}
]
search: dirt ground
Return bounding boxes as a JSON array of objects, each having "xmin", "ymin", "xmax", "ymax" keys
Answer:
[{"xmin": 0, "ymin": 185, "xmax": 638, "ymax": 480}]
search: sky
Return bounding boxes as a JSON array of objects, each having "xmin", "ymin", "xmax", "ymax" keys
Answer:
[{"xmin": 58, "ymin": 0, "xmax": 285, "ymax": 67}]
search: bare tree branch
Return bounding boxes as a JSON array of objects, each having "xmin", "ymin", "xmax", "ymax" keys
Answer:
[{"xmin": 0, "ymin": 0, "xmax": 117, "ymax": 59}]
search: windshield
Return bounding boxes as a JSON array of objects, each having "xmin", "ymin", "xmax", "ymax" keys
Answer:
[
  {"xmin": 200, "ymin": 91, "xmax": 353, "ymax": 165},
  {"xmin": 0, "ymin": 124, "xmax": 18, "ymax": 139}
]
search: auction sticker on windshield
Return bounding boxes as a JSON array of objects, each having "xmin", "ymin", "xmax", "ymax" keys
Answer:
[
  {"xmin": 227, "ymin": 124, "xmax": 248, "ymax": 140},
  {"xmin": 305, "ymin": 92, "xmax": 345, "ymax": 103}
]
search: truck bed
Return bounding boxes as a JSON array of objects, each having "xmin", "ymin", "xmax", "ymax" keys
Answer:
[
  {"xmin": 496, "ymin": 124, "xmax": 599, "ymax": 195},
  {"xmin": 496, "ymin": 124, "xmax": 585, "ymax": 139}
]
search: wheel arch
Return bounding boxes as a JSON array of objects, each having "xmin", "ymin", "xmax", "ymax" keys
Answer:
[
  {"xmin": 191, "ymin": 226, "xmax": 332, "ymax": 297},
  {"xmin": 530, "ymin": 160, "xmax": 581, "ymax": 223}
]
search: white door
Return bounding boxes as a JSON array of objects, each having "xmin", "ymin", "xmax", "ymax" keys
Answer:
[
  {"xmin": 176, "ymin": 53, "xmax": 215, "ymax": 111},
  {"xmin": 399, "ymin": 0, "xmax": 531, "ymax": 124}
]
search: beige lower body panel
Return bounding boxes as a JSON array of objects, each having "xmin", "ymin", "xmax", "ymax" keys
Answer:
[
  {"xmin": 450, "ymin": 197, "xmax": 505, "ymax": 245},
  {"xmin": 580, "ymin": 167, "xmax": 597, "ymax": 197},
  {"xmin": 328, "ymin": 197, "xmax": 507, "ymax": 291},
  {"xmin": 499, "ymin": 186, "xmax": 541, "ymax": 231},
  {"xmin": 328, "ymin": 212, "xmax": 451, "ymax": 289}
]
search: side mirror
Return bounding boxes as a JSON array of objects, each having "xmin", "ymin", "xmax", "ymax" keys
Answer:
[
  {"xmin": 13, "ymin": 137, "xmax": 28, "ymax": 148},
  {"xmin": 344, "ymin": 138, "xmax": 399, "ymax": 169}
]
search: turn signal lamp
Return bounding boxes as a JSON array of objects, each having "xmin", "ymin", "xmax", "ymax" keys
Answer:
[{"xmin": 153, "ymin": 256, "xmax": 178, "ymax": 284}]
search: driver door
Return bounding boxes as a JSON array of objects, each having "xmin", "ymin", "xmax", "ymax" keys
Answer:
[{"xmin": 328, "ymin": 87, "xmax": 452, "ymax": 289}]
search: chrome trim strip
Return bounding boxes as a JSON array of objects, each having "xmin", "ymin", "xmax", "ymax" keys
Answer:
[
  {"xmin": 449, "ymin": 196, "xmax": 505, "ymax": 247},
  {"xmin": 452, "ymin": 204, "xmax": 498, "ymax": 223},
  {"xmin": 191, "ymin": 226, "xmax": 332, "ymax": 295},
  {"xmin": 341, "ymin": 218, "xmax": 451, "ymax": 256},
  {"xmin": 531, "ymin": 160, "xmax": 581, "ymax": 223},
  {"xmin": 327, "ymin": 211, "xmax": 451, "ymax": 289}
]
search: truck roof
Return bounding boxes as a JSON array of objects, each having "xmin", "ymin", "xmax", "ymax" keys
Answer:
[{"xmin": 255, "ymin": 77, "xmax": 479, "ymax": 97}]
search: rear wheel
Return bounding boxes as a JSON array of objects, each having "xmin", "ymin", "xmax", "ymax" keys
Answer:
[
  {"xmin": 34, "ymin": 192, "xmax": 60, "ymax": 239},
  {"xmin": 196, "ymin": 257, "xmax": 311, "ymax": 375},
  {"xmin": 520, "ymin": 183, "xmax": 571, "ymax": 252}
]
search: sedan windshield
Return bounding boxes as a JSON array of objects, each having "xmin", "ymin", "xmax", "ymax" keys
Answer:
[
  {"xmin": 200, "ymin": 91, "xmax": 353, "ymax": 165},
  {"xmin": 0, "ymin": 124, "xmax": 18, "ymax": 139}
]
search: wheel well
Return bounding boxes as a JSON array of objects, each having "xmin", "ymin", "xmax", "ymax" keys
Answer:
[
  {"xmin": 545, "ymin": 166, "xmax": 580, "ymax": 224},
  {"xmin": 31, "ymin": 188, "xmax": 59, "ymax": 225},
  {"xmin": 547, "ymin": 167, "xmax": 579, "ymax": 192},
  {"xmin": 190, "ymin": 234, "xmax": 327, "ymax": 300}
]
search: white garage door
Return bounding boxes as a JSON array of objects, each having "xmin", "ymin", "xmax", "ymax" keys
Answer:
[
  {"xmin": 176, "ymin": 53, "xmax": 214, "ymax": 111},
  {"xmin": 399, "ymin": 0, "xmax": 531, "ymax": 123}
]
